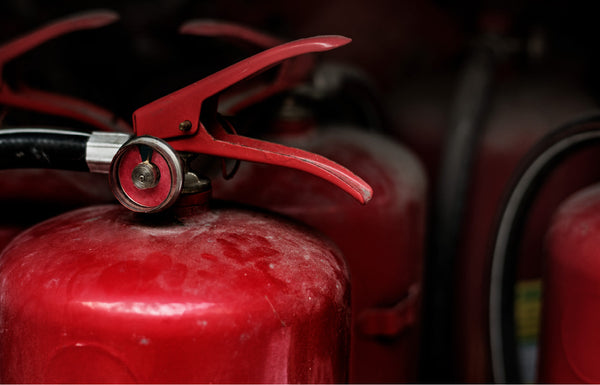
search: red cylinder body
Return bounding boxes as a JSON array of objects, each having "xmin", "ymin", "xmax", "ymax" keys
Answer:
[
  {"xmin": 0, "ymin": 203, "xmax": 350, "ymax": 383},
  {"xmin": 539, "ymin": 183, "xmax": 600, "ymax": 383},
  {"xmin": 214, "ymin": 125, "xmax": 427, "ymax": 383}
]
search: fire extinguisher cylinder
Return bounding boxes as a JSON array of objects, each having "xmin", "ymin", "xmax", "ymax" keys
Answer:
[{"xmin": 0, "ymin": 28, "xmax": 373, "ymax": 383}]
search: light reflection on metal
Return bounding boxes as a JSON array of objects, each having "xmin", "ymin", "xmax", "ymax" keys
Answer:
[{"xmin": 79, "ymin": 301, "xmax": 217, "ymax": 316}]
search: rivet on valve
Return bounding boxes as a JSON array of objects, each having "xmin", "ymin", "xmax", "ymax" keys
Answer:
[{"xmin": 179, "ymin": 120, "xmax": 192, "ymax": 132}]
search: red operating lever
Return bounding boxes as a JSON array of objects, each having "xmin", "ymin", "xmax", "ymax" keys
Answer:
[
  {"xmin": 180, "ymin": 19, "xmax": 316, "ymax": 114},
  {"xmin": 133, "ymin": 35, "xmax": 372, "ymax": 204},
  {"xmin": 0, "ymin": 10, "xmax": 132, "ymax": 132}
]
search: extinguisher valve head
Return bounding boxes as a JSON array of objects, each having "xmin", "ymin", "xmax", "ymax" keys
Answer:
[{"xmin": 109, "ymin": 136, "xmax": 184, "ymax": 213}]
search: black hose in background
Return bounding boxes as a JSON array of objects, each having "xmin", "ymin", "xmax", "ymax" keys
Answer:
[
  {"xmin": 0, "ymin": 128, "xmax": 90, "ymax": 171},
  {"xmin": 419, "ymin": 45, "xmax": 495, "ymax": 382},
  {"xmin": 307, "ymin": 63, "xmax": 389, "ymax": 131},
  {"xmin": 489, "ymin": 112, "xmax": 600, "ymax": 383}
]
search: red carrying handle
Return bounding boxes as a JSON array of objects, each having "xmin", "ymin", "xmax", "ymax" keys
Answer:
[
  {"xmin": 180, "ymin": 19, "xmax": 317, "ymax": 114},
  {"xmin": 133, "ymin": 35, "xmax": 372, "ymax": 204}
]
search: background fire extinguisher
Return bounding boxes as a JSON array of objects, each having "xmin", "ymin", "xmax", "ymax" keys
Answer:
[
  {"xmin": 0, "ymin": 11, "xmax": 133, "ymax": 251},
  {"xmin": 539, "ymin": 181, "xmax": 600, "ymax": 383},
  {"xmin": 178, "ymin": 20, "xmax": 427, "ymax": 383},
  {"xmin": 488, "ymin": 113, "xmax": 600, "ymax": 383},
  {"xmin": 0, "ymin": 33, "xmax": 373, "ymax": 383},
  {"xmin": 392, "ymin": 10, "xmax": 600, "ymax": 382}
]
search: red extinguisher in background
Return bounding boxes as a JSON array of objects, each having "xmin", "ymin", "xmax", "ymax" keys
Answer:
[
  {"xmin": 391, "ymin": 11, "xmax": 600, "ymax": 382},
  {"xmin": 0, "ymin": 10, "xmax": 132, "ymax": 249},
  {"xmin": 0, "ymin": 33, "xmax": 373, "ymax": 383},
  {"xmin": 488, "ymin": 113, "xmax": 600, "ymax": 383},
  {"xmin": 179, "ymin": 20, "xmax": 427, "ymax": 383}
]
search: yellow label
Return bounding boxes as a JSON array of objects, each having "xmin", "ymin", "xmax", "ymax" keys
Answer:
[{"xmin": 514, "ymin": 279, "xmax": 542, "ymax": 344}]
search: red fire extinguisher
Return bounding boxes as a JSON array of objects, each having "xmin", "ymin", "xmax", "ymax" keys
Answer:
[
  {"xmin": 392, "ymin": 13, "xmax": 600, "ymax": 381},
  {"xmin": 0, "ymin": 33, "xmax": 373, "ymax": 383},
  {"xmin": 488, "ymin": 114, "xmax": 600, "ymax": 383},
  {"xmin": 179, "ymin": 20, "xmax": 427, "ymax": 383},
  {"xmin": 539, "ymin": 181, "xmax": 600, "ymax": 383},
  {"xmin": 0, "ymin": 10, "xmax": 133, "ymax": 250}
]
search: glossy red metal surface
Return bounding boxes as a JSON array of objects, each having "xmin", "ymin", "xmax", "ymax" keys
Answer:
[
  {"xmin": 539, "ymin": 183, "xmax": 600, "ymax": 383},
  {"xmin": 0, "ymin": 203, "xmax": 350, "ymax": 383},
  {"xmin": 213, "ymin": 126, "xmax": 427, "ymax": 383}
]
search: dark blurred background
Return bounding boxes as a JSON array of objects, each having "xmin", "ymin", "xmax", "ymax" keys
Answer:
[{"xmin": 2, "ymin": 0, "xmax": 599, "ymax": 126}]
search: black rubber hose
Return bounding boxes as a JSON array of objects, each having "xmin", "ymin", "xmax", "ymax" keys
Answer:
[
  {"xmin": 489, "ymin": 112, "xmax": 600, "ymax": 383},
  {"xmin": 420, "ymin": 46, "xmax": 495, "ymax": 382},
  {"xmin": 307, "ymin": 63, "xmax": 389, "ymax": 131},
  {"xmin": 0, "ymin": 128, "xmax": 90, "ymax": 171}
]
